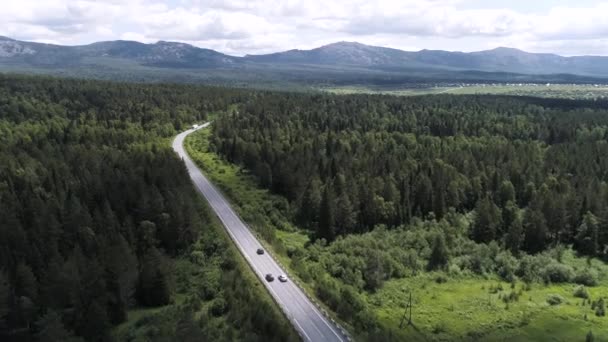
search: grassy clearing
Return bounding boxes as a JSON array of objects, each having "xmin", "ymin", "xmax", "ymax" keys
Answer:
[
  {"xmin": 323, "ymin": 84, "xmax": 608, "ymax": 99},
  {"xmin": 371, "ymin": 270, "xmax": 608, "ymax": 341}
]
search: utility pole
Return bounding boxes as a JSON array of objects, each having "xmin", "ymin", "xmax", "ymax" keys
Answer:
[{"xmin": 399, "ymin": 291, "xmax": 413, "ymax": 328}]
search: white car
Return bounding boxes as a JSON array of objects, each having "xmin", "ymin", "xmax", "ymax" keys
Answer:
[{"xmin": 278, "ymin": 275, "xmax": 288, "ymax": 283}]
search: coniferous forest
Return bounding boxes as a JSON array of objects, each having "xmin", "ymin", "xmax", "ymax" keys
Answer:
[
  {"xmin": 204, "ymin": 92, "xmax": 608, "ymax": 340},
  {"xmin": 2, "ymin": 73, "xmax": 608, "ymax": 341},
  {"xmin": 212, "ymin": 93, "xmax": 608, "ymax": 254},
  {"xmin": 0, "ymin": 75, "xmax": 296, "ymax": 341}
]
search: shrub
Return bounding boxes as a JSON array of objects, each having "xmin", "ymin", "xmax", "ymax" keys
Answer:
[
  {"xmin": 502, "ymin": 291, "xmax": 520, "ymax": 303},
  {"xmin": 541, "ymin": 262, "xmax": 573, "ymax": 283},
  {"xmin": 495, "ymin": 251, "xmax": 518, "ymax": 282},
  {"xmin": 595, "ymin": 298, "xmax": 606, "ymax": 317},
  {"xmin": 432, "ymin": 321, "xmax": 447, "ymax": 334},
  {"xmin": 517, "ymin": 254, "xmax": 549, "ymax": 283},
  {"xmin": 435, "ymin": 274, "xmax": 448, "ymax": 284},
  {"xmin": 573, "ymin": 285, "xmax": 589, "ymax": 299},
  {"xmin": 546, "ymin": 294, "xmax": 564, "ymax": 306},
  {"xmin": 573, "ymin": 269, "xmax": 599, "ymax": 286}
]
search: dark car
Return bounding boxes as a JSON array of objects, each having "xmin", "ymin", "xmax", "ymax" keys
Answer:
[
  {"xmin": 265, "ymin": 273, "xmax": 274, "ymax": 282},
  {"xmin": 257, "ymin": 248, "xmax": 264, "ymax": 255}
]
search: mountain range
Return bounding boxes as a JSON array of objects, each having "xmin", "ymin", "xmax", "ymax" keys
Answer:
[{"xmin": 2, "ymin": 36, "xmax": 607, "ymax": 87}]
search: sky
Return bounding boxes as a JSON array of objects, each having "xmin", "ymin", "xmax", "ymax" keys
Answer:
[{"xmin": 1, "ymin": 0, "xmax": 607, "ymax": 56}]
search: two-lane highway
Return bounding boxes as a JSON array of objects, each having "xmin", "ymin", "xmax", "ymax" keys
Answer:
[{"xmin": 173, "ymin": 124, "xmax": 349, "ymax": 342}]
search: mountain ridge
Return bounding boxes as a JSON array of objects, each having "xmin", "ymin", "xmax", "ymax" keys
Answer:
[{"xmin": 1, "ymin": 36, "xmax": 608, "ymax": 84}]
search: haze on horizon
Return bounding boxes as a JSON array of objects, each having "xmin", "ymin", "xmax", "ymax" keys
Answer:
[{"xmin": 1, "ymin": 0, "xmax": 607, "ymax": 57}]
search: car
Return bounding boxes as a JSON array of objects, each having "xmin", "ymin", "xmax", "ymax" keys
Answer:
[
  {"xmin": 256, "ymin": 248, "xmax": 264, "ymax": 255},
  {"xmin": 278, "ymin": 275, "xmax": 288, "ymax": 282},
  {"xmin": 265, "ymin": 273, "xmax": 274, "ymax": 282}
]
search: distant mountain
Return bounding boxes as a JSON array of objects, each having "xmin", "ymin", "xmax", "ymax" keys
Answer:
[
  {"xmin": 245, "ymin": 42, "xmax": 608, "ymax": 77},
  {"xmin": 0, "ymin": 37, "xmax": 239, "ymax": 68},
  {"xmin": 1, "ymin": 37, "xmax": 607, "ymax": 86},
  {"xmin": 244, "ymin": 41, "xmax": 416, "ymax": 66}
]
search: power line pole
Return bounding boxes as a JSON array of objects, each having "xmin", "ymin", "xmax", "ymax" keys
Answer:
[{"xmin": 399, "ymin": 291, "xmax": 413, "ymax": 328}]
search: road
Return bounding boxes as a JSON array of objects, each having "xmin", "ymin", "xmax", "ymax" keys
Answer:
[{"xmin": 173, "ymin": 123, "xmax": 349, "ymax": 342}]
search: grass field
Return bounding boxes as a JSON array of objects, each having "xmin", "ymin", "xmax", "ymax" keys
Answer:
[
  {"xmin": 323, "ymin": 84, "xmax": 608, "ymax": 100},
  {"xmin": 371, "ymin": 262, "xmax": 608, "ymax": 341},
  {"xmin": 184, "ymin": 127, "xmax": 608, "ymax": 341}
]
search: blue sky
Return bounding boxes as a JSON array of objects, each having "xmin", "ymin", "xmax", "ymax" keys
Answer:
[{"xmin": 1, "ymin": 0, "xmax": 607, "ymax": 56}]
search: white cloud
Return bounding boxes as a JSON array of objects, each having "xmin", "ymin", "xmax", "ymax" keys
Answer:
[{"xmin": 0, "ymin": 0, "xmax": 607, "ymax": 56}]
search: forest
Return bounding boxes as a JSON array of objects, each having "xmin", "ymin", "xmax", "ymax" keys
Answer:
[
  {"xmin": 0, "ymin": 74, "xmax": 296, "ymax": 341},
  {"xmin": 2, "ymin": 72, "xmax": 608, "ymax": 341},
  {"xmin": 202, "ymin": 92, "xmax": 608, "ymax": 340},
  {"xmin": 211, "ymin": 93, "xmax": 608, "ymax": 255}
]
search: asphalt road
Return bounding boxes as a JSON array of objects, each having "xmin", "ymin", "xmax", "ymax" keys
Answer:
[{"xmin": 173, "ymin": 124, "xmax": 349, "ymax": 342}]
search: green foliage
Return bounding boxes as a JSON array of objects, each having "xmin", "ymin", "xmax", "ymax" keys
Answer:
[
  {"xmin": 0, "ymin": 74, "xmax": 294, "ymax": 341},
  {"xmin": 35, "ymin": 310, "xmax": 84, "ymax": 342},
  {"xmin": 428, "ymin": 233, "xmax": 450, "ymax": 271},
  {"xmin": 574, "ymin": 285, "xmax": 590, "ymax": 299},
  {"xmin": 574, "ymin": 268, "xmax": 599, "ymax": 286},
  {"xmin": 211, "ymin": 93, "xmax": 608, "ymax": 256},
  {"xmin": 186, "ymin": 88, "xmax": 608, "ymax": 341},
  {"xmin": 546, "ymin": 294, "xmax": 565, "ymax": 305},
  {"xmin": 594, "ymin": 298, "xmax": 606, "ymax": 317}
]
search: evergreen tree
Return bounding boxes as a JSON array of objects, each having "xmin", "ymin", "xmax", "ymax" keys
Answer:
[
  {"xmin": 0, "ymin": 270, "xmax": 8, "ymax": 327},
  {"xmin": 523, "ymin": 208, "xmax": 549, "ymax": 254},
  {"xmin": 36, "ymin": 310, "xmax": 83, "ymax": 342},
  {"xmin": 318, "ymin": 184, "xmax": 336, "ymax": 242},
  {"xmin": 428, "ymin": 233, "xmax": 450, "ymax": 271},
  {"xmin": 575, "ymin": 212, "xmax": 600, "ymax": 256},
  {"xmin": 505, "ymin": 215, "xmax": 524, "ymax": 255},
  {"xmin": 138, "ymin": 248, "xmax": 171, "ymax": 307},
  {"xmin": 15, "ymin": 262, "xmax": 38, "ymax": 302},
  {"xmin": 471, "ymin": 197, "xmax": 502, "ymax": 243},
  {"xmin": 498, "ymin": 180, "xmax": 516, "ymax": 206}
]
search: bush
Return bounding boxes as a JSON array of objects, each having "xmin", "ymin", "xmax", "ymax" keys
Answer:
[
  {"xmin": 546, "ymin": 294, "xmax": 564, "ymax": 306},
  {"xmin": 595, "ymin": 298, "xmax": 605, "ymax": 317},
  {"xmin": 435, "ymin": 274, "xmax": 448, "ymax": 284},
  {"xmin": 573, "ymin": 285, "xmax": 589, "ymax": 299},
  {"xmin": 495, "ymin": 251, "xmax": 518, "ymax": 282},
  {"xmin": 517, "ymin": 254, "xmax": 549, "ymax": 283},
  {"xmin": 502, "ymin": 291, "xmax": 520, "ymax": 303},
  {"xmin": 573, "ymin": 269, "xmax": 599, "ymax": 286},
  {"xmin": 541, "ymin": 263, "xmax": 573, "ymax": 283}
]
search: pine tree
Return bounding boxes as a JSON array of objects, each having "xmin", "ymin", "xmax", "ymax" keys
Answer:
[
  {"xmin": 0, "ymin": 270, "xmax": 9, "ymax": 326},
  {"xmin": 299, "ymin": 178, "xmax": 322, "ymax": 228},
  {"xmin": 80, "ymin": 300, "xmax": 110, "ymax": 342},
  {"xmin": 428, "ymin": 233, "xmax": 450, "ymax": 271},
  {"xmin": 575, "ymin": 212, "xmax": 600, "ymax": 256},
  {"xmin": 36, "ymin": 310, "xmax": 83, "ymax": 342},
  {"xmin": 335, "ymin": 193, "xmax": 356, "ymax": 236},
  {"xmin": 318, "ymin": 184, "xmax": 336, "ymax": 242},
  {"xmin": 523, "ymin": 208, "xmax": 548, "ymax": 253},
  {"xmin": 505, "ymin": 216, "xmax": 524, "ymax": 254},
  {"xmin": 498, "ymin": 180, "xmax": 516, "ymax": 206},
  {"xmin": 471, "ymin": 197, "xmax": 502, "ymax": 243},
  {"xmin": 138, "ymin": 248, "xmax": 170, "ymax": 307},
  {"xmin": 15, "ymin": 262, "xmax": 38, "ymax": 302}
]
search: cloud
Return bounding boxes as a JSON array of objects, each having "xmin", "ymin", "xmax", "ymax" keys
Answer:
[{"xmin": 0, "ymin": 0, "xmax": 607, "ymax": 56}]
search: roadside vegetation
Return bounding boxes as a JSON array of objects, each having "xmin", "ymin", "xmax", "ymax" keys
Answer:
[{"xmin": 186, "ymin": 93, "xmax": 608, "ymax": 341}]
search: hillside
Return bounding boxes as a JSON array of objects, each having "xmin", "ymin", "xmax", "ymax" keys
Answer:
[{"xmin": 1, "ymin": 37, "xmax": 608, "ymax": 87}]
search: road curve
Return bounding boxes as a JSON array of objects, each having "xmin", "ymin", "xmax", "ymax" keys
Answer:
[{"xmin": 173, "ymin": 124, "xmax": 349, "ymax": 342}]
